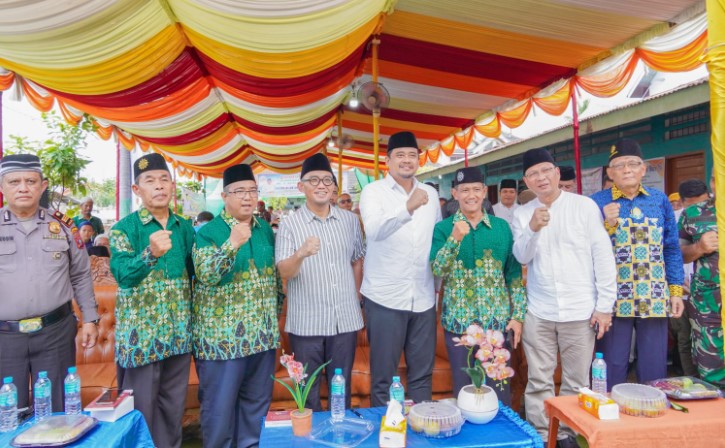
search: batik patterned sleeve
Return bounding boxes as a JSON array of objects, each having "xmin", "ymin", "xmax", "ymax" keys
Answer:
[
  {"xmin": 193, "ymin": 235, "xmax": 238, "ymax": 286},
  {"xmin": 661, "ymin": 195, "xmax": 685, "ymax": 295},
  {"xmin": 503, "ymin": 231, "xmax": 526, "ymax": 322},
  {"xmin": 430, "ymin": 223, "xmax": 460, "ymax": 278},
  {"xmin": 109, "ymin": 228, "xmax": 154, "ymax": 289}
]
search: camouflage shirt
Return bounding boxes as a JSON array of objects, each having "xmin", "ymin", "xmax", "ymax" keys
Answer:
[{"xmin": 678, "ymin": 198, "xmax": 720, "ymax": 323}]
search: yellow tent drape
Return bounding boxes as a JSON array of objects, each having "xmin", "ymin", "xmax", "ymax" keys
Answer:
[{"xmin": 704, "ymin": 0, "xmax": 725, "ymax": 335}]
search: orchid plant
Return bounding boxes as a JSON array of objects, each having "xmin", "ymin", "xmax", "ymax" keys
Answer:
[
  {"xmin": 452, "ymin": 324, "xmax": 515, "ymax": 392},
  {"xmin": 271, "ymin": 352, "xmax": 330, "ymax": 413}
]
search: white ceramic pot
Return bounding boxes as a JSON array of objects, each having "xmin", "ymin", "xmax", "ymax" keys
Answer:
[{"xmin": 457, "ymin": 384, "xmax": 499, "ymax": 424}]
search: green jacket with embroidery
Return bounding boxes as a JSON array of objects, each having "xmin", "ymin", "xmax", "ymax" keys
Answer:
[
  {"xmin": 109, "ymin": 207, "xmax": 195, "ymax": 368},
  {"xmin": 192, "ymin": 210, "xmax": 283, "ymax": 360},
  {"xmin": 430, "ymin": 211, "xmax": 526, "ymax": 334}
]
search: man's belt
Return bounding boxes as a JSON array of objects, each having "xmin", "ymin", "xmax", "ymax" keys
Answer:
[{"xmin": 0, "ymin": 302, "xmax": 73, "ymax": 333}]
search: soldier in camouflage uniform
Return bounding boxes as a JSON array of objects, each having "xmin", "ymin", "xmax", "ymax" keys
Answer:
[{"xmin": 679, "ymin": 176, "xmax": 723, "ymax": 386}]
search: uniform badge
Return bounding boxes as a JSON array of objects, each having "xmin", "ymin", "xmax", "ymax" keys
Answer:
[
  {"xmin": 74, "ymin": 232, "xmax": 84, "ymax": 249},
  {"xmin": 52, "ymin": 252, "xmax": 61, "ymax": 261},
  {"xmin": 49, "ymin": 221, "xmax": 61, "ymax": 234},
  {"xmin": 138, "ymin": 158, "xmax": 149, "ymax": 170}
]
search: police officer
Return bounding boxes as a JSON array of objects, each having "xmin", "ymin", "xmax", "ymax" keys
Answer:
[{"xmin": 0, "ymin": 154, "xmax": 99, "ymax": 412}]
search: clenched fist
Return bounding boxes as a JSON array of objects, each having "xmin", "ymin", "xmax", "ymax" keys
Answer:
[
  {"xmin": 406, "ymin": 188, "xmax": 429, "ymax": 214},
  {"xmin": 451, "ymin": 221, "xmax": 470, "ymax": 242},
  {"xmin": 149, "ymin": 230, "xmax": 173, "ymax": 258},
  {"xmin": 603, "ymin": 202, "xmax": 620, "ymax": 227},
  {"xmin": 229, "ymin": 222, "xmax": 252, "ymax": 249},
  {"xmin": 698, "ymin": 231, "xmax": 719, "ymax": 254},
  {"xmin": 298, "ymin": 236, "xmax": 321, "ymax": 258},
  {"xmin": 529, "ymin": 207, "xmax": 551, "ymax": 232}
]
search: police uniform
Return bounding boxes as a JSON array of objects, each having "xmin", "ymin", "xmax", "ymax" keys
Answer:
[{"xmin": 0, "ymin": 206, "xmax": 98, "ymax": 412}]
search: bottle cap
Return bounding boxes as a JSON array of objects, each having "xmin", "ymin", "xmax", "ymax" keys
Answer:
[
  {"xmin": 2, "ymin": 377, "xmax": 12, "ymax": 384},
  {"xmin": 68, "ymin": 366, "xmax": 77, "ymax": 374},
  {"xmin": 392, "ymin": 376, "xmax": 400, "ymax": 382},
  {"xmin": 334, "ymin": 368, "xmax": 342, "ymax": 375},
  {"xmin": 39, "ymin": 371, "xmax": 48, "ymax": 379},
  {"xmin": 595, "ymin": 352, "xmax": 603, "ymax": 359}
]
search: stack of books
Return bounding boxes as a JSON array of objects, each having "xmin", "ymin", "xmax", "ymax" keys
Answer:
[
  {"xmin": 84, "ymin": 389, "xmax": 134, "ymax": 422},
  {"xmin": 264, "ymin": 410, "xmax": 292, "ymax": 428}
]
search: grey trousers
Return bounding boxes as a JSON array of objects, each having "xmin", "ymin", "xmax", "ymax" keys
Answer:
[
  {"xmin": 363, "ymin": 297, "xmax": 436, "ymax": 407},
  {"xmin": 522, "ymin": 312, "xmax": 594, "ymax": 441},
  {"xmin": 196, "ymin": 350, "xmax": 275, "ymax": 448},
  {"xmin": 117, "ymin": 354, "xmax": 191, "ymax": 448},
  {"xmin": 288, "ymin": 331, "xmax": 358, "ymax": 411},
  {"xmin": 0, "ymin": 313, "xmax": 76, "ymax": 412}
]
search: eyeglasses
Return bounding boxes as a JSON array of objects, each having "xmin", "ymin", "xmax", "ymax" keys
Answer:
[
  {"xmin": 610, "ymin": 161, "xmax": 644, "ymax": 171},
  {"xmin": 301, "ymin": 176, "xmax": 335, "ymax": 187},
  {"xmin": 524, "ymin": 166, "xmax": 556, "ymax": 179},
  {"xmin": 456, "ymin": 187, "xmax": 485, "ymax": 195},
  {"xmin": 226, "ymin": 189, "xmax": 259, "ymax": 198}
]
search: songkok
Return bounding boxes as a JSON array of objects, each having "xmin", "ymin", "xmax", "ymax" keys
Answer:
[
  {"xmin": 0, "ymin": 154, "xmax": 42, "ymax": 177},
  {"xmin": 300, "ymin": 153, "xmax": 333, "ymax": 179},
  {"xmin": 387, "ymin": 131, "xmax": 420, "ymax": 155},
  {"xmin": 134, "ymin": 153, "xmax": 169, "ymax": 180},
  {"xmin": 559, "ymin": 166, "xmax": 576, "ymax": 181},
  {"xmin": 223, "ymin": 164, "xmax": 255, "ymax": 188},
  {"xmin": 609, "ymin": 138, "xmax": 643, "ymax": 162},
  {"xmin": 453, "ymin": 167, "xmax": 484, "ymax": 187},
  {"xmin": 678, "ymin": 179, "xmax": 708, "ymax": 199},
  {"xmin": 522, "ymin": 148, "xmax": 555, "ymax": 175},
  {"xmin": 500, "ymin": 179, "xmax": 517, "ymax": 190},
  {"xmin": 668, "ymin": 192, "xmax": 681, "ymax": 202}
]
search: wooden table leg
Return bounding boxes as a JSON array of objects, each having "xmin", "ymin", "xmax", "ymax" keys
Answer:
[{"xmin": 547, "ymin": 416, "xmax": 559, "ymax": 448}]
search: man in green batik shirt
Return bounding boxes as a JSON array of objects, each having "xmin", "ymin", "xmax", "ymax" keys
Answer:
[
  {"xmin": 430, "ymin": 167, "xmax": 526, "ymax": 405},
  {"xmin": 192, "ymin": 164, "xmax": 283, "ymax": 448},
  {"xmin": 679, "ymin": 175, "xmax": 724, "ymax": 386},
  {"xmin": 109, "ymin": 153, "xmax": 195, "ymax": 448}
]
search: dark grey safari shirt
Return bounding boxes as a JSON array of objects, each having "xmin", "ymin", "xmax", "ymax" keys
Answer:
[{"xmin": 0, "ymin": 207, "xmax": 98, "ymax": 322}]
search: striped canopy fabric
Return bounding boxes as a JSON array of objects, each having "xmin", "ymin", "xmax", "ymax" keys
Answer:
[{"xmin": 0, "ymin": 0, "xmax": 708, "ymax": 178}]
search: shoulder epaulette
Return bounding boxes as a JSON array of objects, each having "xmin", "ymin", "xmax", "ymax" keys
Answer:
[{"xmin": 51, "ymin": 210, "xmax": 75, "ymax": 229}]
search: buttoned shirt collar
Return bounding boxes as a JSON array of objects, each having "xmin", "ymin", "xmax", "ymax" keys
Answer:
[
  {"xmin": 453, "ymin": 209, "xmax": 491, "ymax": 229},
  {"xmin": 611, "ymin": 184, "xmax": 649, "ymax": 200},
  {"xmin": 299, "ymin": 203, "xmax": 339, "ymax": 224},
  {"xmin": 138, "ymin": 206, "xmax": 178, "ymax": 227},
  {"xmin": 383, "ymin": 173, "xmax": 419, "ymax": 195},
  {"xmin": 221, "ymin": 208, "xmax": 260, "ymax": 229},
  {"xmin": 0, "ymin": 207, "xmax": 46, "ymax": 224}
]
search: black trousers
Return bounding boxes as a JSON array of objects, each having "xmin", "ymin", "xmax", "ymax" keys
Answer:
[
  {"xmin": 196, "ymin": 350, "xmax": 276, "ymax": 448},
  {"xmin": 363, "ymin": 297, "xmax": 436, "ymax": 407},
  {"xmin": 117, "ymin": 354, "xmax": 191, "ymax": 448},
  {"xmin": 0, "ymin": 313, "xmax": 76, "ymax": 412},
  {"xmin": 288, "ymin": 331, "xmax": 358, "ymax": 412}
]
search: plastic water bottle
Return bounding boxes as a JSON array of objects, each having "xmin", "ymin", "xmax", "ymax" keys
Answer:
[
  {"xmin": 0, "ymin": 377, "xmax": 18, "ymax": 432},
  {"xmin": 591, "ymin": 352, "xmax": 608, "ymax": 394},
  {"xmin": 330, "ymin": 368, "xmax": 346, "ymax": 422},
  {"xmin": 389, "ymin": 376, "xmax": 405, "ymax": 410},
  {"xmin": 34, "ymin": 371, "xmax": 52, "ymax": 421},
  {"xmin": 64, "ymin": 367, "xmax": 82, "ymax": 415}
]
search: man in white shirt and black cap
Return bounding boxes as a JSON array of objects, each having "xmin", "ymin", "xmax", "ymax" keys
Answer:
[
  {"xmin": 492, "ymin": 178, "xmax": 519, "ymax": 225},
  {"xmin": 511, "ymin": 148, "xmax": 616, "ymax": 448},
  {"xmin": 359, "ymin": 131, "xmax": 442, "ymax": 407},
  {"xmin": 558, "ymin": 166, "xmax": 577, "ymax": 194}
]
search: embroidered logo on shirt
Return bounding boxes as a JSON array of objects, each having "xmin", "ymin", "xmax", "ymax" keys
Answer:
[{"xmin": 0, "ymin": 236, "xmax": 13, "ymax": 242}]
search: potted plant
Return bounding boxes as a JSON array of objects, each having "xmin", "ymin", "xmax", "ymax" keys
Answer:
[
  {"xmin": 271, "ymin": 352, "xmax": 330, "ymax": 436},
  {"xmin": 452, "ymin": 324, "xmax": 515, "ymax": 424}
]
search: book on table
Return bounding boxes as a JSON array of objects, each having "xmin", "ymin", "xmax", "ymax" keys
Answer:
[
  {"xmin": 84, "ymin": 388, "xmax": 134, "ymax": 422},
  {"xmin": 264, "ymin": 410, "xmax": 292, "ymax": 427}
]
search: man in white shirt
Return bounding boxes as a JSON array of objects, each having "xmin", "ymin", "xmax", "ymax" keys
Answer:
[
  {"xmin": 492, "ymin": 178, "xmax": 519, "ymax": 225},
  {"xmin": 511, "ymin": 148, "xmax": 616, "ymax": 448},
  {"xmin": 360, "ymin": 131, "xmax": 442, "ymax": 407}
]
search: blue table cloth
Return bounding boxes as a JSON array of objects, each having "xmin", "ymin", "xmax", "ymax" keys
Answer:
[
  {"xmin": 260, "ymin": 405, "xmax": 544, "ymax": 448},
  {"xmin": 0, "ymin": 410, "xmax": 154, "ymax": 448}
]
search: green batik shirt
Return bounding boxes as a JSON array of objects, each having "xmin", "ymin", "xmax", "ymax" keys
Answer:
[
  {"xmin": 192, "ymin": 210, "xmax": 283, "ymax": 361},
  {"xmin": 430, "ymin": 210, "xmax": 526, "ymax": 334},
  {"xmin": 679, "ymin": 198, "xmax": 721, "ymax": 321},
  {"xmin": 109, "ymin": 207, "xmax": 195, "ymax": 368}
]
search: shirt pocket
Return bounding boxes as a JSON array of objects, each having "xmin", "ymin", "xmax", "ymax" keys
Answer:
[
  {"xmin": 41, "ymin": 238, "xmax": 70, "ymax": 268},
  {"xmin": 0, "ymin": 241, "xmax": 17, "ymax": 273}
]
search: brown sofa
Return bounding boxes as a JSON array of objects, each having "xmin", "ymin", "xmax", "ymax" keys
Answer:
[{"xmin": 74, "ymin": 256, "xmax": 535, "ymax": 412}]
